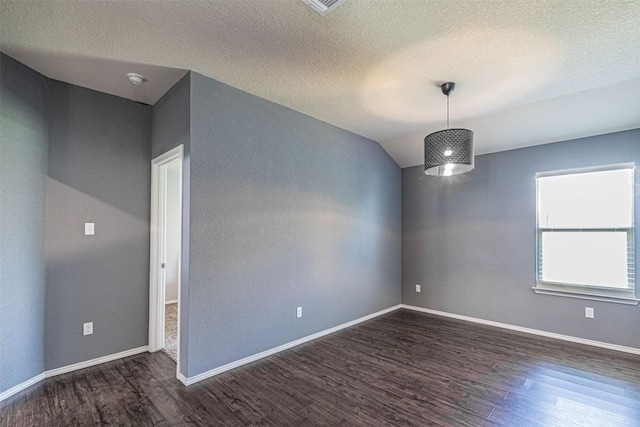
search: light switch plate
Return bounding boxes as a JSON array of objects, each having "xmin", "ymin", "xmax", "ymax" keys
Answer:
[
  {"xmin": 84, "ymin": 222, "xmax": 95, "ymax": 235},
  {"xmin": 416, "ymin": 284, "xmax": 421, "ymax": 293},
  {"xmin": 585, "ymin": 307, "xmax": 594, "ymax": 318},
  {"xmin": 296, "ymin": 307, "xmax": 302, "ymax": 318}
]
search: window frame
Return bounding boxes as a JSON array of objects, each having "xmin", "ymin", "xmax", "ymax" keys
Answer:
[{"xmin": 532, "ymin": 163, "xmax": 639, "ymax": 305}]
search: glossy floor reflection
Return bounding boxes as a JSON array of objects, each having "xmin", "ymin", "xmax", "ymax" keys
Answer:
[{"xmin": 491, "ymin": 363, "xmax": 639, "ymax": 426}]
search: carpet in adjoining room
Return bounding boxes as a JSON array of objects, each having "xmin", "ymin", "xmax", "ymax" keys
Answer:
[{"xmin": 163, "ymin": 302, "xmax": 177, "ymax": 361}]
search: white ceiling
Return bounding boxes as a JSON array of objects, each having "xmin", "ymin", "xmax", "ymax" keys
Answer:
[
  {"xmin": 1, "ymin": 0, "xmax": 639, "ymax": 167},
  {"xmin": 2, "ymin": 50, "xmax": 187, "ymax": 105}
]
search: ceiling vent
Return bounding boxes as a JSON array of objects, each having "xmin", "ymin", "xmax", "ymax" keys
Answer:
[{"xmin": 301, "ymin": 0, "xmax": 347, "ymax": 15}]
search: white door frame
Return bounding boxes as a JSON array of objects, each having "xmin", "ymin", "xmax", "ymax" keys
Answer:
[{"xmin": 149, "ymin": 144, "xmax": 183, "ymax": 378}]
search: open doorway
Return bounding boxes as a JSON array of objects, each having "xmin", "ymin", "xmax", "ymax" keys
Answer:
[{"xmin": 149, "ymin": 145, "xmax": 183, "ymax": 377}]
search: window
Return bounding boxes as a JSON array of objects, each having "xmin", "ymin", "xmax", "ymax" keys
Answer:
[{"xmin": 533, "ymin": 165, "xmax": 637, "ymax": 304}]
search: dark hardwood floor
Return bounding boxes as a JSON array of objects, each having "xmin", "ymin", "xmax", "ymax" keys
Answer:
[{"xmin": 2, "ymin": 309, "xmax": 640, "ymax": 426}]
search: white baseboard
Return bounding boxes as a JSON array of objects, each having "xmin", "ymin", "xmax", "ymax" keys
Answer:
[
  {"xmin": 0, "ymin": 346, "xmax": 149, "ymax": 403},
  {"xmin": 0, "ymin": 373, "xmax": 45, "ymax": 403},
  {"xmin": 5, "ymin": 304, "xmax": 636, "ymax": 401},
  {"xmin": 401, "ymin": 304, "xmax": 640, "ymax": 356},
  {"xmin": 0, "ymin": 346, "xmax": 150, "ymax": 403},
  {"xmin": 181, "ymin": 304, "xmax": 402, "ymax": 386},
  {"xmin": 165, "ymin": 300, "xmax": 178, "ymax": 305},
  {"xmin": 177, "ymin": 373, "xmax": 189, "ymax": 386},
  {"xmin": 44, "ymin": 346, "xmax": 149, "ymax": 378}
]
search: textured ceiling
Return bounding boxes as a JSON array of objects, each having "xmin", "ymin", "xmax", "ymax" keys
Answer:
[{"xmin": 1, "ymin": 0, "xmax": 639, "ymax": 167}]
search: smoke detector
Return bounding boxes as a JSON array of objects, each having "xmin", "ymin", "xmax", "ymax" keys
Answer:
[
  {"xmin": 301, "ymin": 0, "xmax": 347, "ymax": 15},
  {"xmin": 127, "ymin": 73, "xmax": 146, "ymax": 85}
]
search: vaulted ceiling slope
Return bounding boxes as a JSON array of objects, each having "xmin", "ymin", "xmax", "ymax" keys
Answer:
[{"xmin": 2, "ymin": 0, "xmax": 639, "ymax": 167}]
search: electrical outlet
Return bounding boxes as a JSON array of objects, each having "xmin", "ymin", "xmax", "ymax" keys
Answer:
[
  {"xmin": 84, "ymin": 222, "xmax": 95, "ymax": 235},
  {"xmin": 83, "ymin": 322, "xmax": 93, "ymax": 335},
  {"xmin": 415, "ymin": 284, "xmax": 421, "ymax": 293},
  {"xmin": 296, "ymin": 307, "xmax": 302, "ymax": 318},
  {"xmin": 585, "ymin": 307, "xmax": 594, "ymax": 319}
]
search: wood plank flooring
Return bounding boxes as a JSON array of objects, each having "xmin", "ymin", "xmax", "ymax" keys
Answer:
[{"xmin": 2, "ymin": 309, "xmax": 639, "ymax": 426}]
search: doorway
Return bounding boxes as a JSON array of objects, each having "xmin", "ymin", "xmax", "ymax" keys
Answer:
[{"xmin": 149, "ymin": 145, "xmax": 183, "ymax": 377}]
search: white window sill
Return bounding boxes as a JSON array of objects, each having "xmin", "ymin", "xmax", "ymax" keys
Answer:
[{"xmin": 531, "ymin": 286, "xmax": 640, "ymax": 305}]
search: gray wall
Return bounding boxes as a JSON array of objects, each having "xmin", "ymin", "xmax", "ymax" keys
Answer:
[
  {"xmin": 187, "ymin": 72, "xmax": 401, "ymax": 377},
  {"xmin": 45, "ymin": 80, "xmax": 151, "ymax": 369},
  {"xmin": 0, "ymin": 54, "xmax": 48, "ymax": 392},
  {"xmin": 151, "ymin": 73, "xmax": 190, "ymax": 159},
  {"xmin": 151, "ymin": 72, "xmax": 190, "ymax": 375},
  {"xmin": 402, "ymin": 129, "xmax": 640, "ymax": 348}
]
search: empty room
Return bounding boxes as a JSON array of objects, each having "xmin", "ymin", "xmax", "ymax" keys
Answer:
[{"xmin": 1, "ymin": 1, "xmax": 639, "ymax": 425}]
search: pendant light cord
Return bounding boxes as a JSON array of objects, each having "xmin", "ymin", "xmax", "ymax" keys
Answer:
[{"xmin": 446, "ymin": 94, "xmax": 450, "ymax": 129}]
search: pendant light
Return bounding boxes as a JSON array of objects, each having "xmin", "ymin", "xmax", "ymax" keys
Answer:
[{"xmin": 424, "ymin": 82, "xmax": 474, "ymax": 176}]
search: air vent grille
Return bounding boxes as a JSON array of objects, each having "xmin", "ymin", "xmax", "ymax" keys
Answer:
[{"xmin": 301, "ymin": 0, "xmax": 347, "ymax": 15}]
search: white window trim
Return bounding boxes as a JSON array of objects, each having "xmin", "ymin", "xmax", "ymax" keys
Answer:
[
  {"xmin": 532, "ymin": 163, "xmax": 639, "ymax": 305},
  {"xmin": 531, "ymin": 286, "xmax": 639, "ymax": 305}
]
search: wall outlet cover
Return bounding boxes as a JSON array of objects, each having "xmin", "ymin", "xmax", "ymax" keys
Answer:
[
  {"xmin": 84, "ymin": 222, "xmax": 95, "ymax": 235},
  {"xmin": 415, "ymin": 284, "xmax": 421, "ymax": 293},
  {"xmin": 83, "ymin": 322, "xmax": 93, "ymax": 335},
  {"xmin": 296, "ymin": 307, "xmax": 302, "ymax": 318},
  {"xmin": 585, "ymin": 307, "xmax": 594, "ymax": 319}
]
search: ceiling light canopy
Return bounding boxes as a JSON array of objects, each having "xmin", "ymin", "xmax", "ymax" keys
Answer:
[
  {"xmin": 300, "ymin": 0, "xmax": 347, "ymax": 15},
  {"xmin": 127, "ymin": 73, "xmax": 146, "ymax": 85},
  {"xmin": 424, "ymin": 82, "xmax": 474, "ymax": 177}
]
